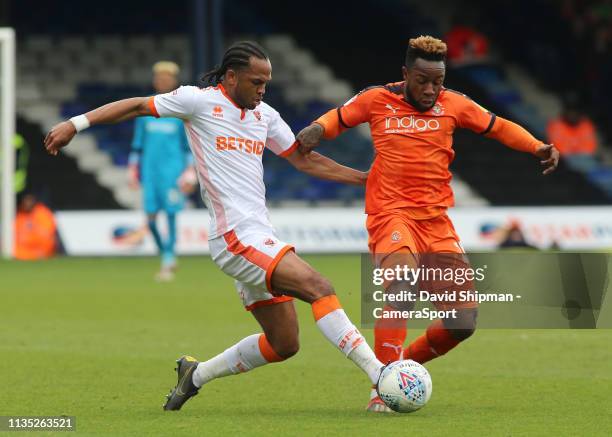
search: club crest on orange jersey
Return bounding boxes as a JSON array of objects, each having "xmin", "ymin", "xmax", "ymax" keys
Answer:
[
  {"xmin": 213, "ymin": 106, "xmax": 223, "ymax": 118},
  {"xmin": 391, "ymin": 231, "xmax": 402, "ymax": 242},
  {"xmin": 432, "ymin": 104, "xmax": 444, "ymax": 115}
]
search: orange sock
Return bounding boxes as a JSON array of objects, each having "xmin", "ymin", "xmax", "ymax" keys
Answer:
[
  {"xmin": 404, "ymin": 319, "xmax": 460, "ymax": 364},
  {"xmin": 374, "ymin": 305, "xmax": 407, "ymax": 364},
  {"xmin": 258, "ymin": 334, "xmax": 284, "ymax": 363}
]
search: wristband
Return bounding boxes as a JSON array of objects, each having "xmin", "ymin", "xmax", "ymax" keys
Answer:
[{"xmin": 69, "ymin": 114, "xmax": 90, "ymax": 132}]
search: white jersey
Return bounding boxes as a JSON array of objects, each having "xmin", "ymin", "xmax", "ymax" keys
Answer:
[{"xmin": 150, "ymin": 85, "xmax": 297, "ymax": 239}]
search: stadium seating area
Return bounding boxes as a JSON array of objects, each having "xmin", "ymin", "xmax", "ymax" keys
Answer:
[
  {"xmin": 18, "ymin": 31, "xmax": 487, "ymax": 208},
  {"xmin": 16, "ymin": 115, "xmax": 121, "ymax": 210},
  {"xmin": 424, "ymin": 0, "xmax": 612, "ymax": 197},
  {"xmin": 13, "ymin": 0, "xmax": 612, "ymax": 209},
  {"xmin": 17, "ymin": 31, "xmax": 375, "ymax": 207},
  {"xmin": 60, "ymin": 79, "xmax": 370, "ymax": 202},
  {"xmin": 242, "ymin": 0, "xmax": 612, "ymax": 205}
]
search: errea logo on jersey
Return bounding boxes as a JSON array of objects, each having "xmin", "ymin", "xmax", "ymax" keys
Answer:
[
  {"xmin": 216, "ymin": 136, "xmax": 265, "ymax": 155},
  {"xmin": 384, "ymin": 115, "xmax": 440, "ymax": 133},
  {"xmin": 213, "ymin": 106, "xmax": 223, "ymax": 118}
]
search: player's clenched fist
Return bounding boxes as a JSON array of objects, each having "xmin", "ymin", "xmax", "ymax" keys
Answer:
[{"xmin": 44, "ymin": 121, "xmax": 77, "ymax": 156}]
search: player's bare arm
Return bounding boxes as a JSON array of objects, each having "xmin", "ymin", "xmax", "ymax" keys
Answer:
[
  {"xmin": 298, "ymin": 88, "xmax": 375, "ymax": 155},
  {"xmin": 284, "ymin": 149, "xmax": 367, "ymax": 185},
  {"xmin": 44, "ymin": 97, "xmax": 152, "ymax": 155},
  {"xmin": 296, "ymin": 123, "xmax": 325, "ymax": 154}
]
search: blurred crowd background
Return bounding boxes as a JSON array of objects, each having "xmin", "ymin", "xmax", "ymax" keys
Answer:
[{"xmin": 2, "ymin": 0, "xmax": 612, "ymax": 258}]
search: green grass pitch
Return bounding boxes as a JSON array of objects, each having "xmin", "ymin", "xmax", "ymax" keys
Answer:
[{"xmin": 1, "ymin": 255, "xmax": 611, "ymax": 436}]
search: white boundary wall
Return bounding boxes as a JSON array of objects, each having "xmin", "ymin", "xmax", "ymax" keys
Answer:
[{"xmin": 55, "ymin": 206, "xmax": 612, "ymax": 256}]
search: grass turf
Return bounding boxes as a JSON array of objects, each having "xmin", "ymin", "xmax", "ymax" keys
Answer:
[{"xmin": 1, "ymin": 255, "xmax": 611, "ymax": 436}]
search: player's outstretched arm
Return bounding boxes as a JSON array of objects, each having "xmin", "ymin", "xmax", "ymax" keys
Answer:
[
  {"xmin": 297, "ymin": 107, "xmax": 351, "ymax": 154},
  {"xmin": 298, "ymin": 90, "xmax": 375, "ymax": 154},
  {"xmin": 486, "ymin": 116, "xmax": 559, "ymax": 175},
  {"xmin": 44, "ymin": 97, "xmax": 152, "ymax": 155},
  {"xmin": 285, "ymin": 149, "xmax": 367, "ymax": 185}
]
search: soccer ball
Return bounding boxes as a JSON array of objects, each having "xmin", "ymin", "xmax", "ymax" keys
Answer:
[{"xmin": 377, "ymin": 360, "xmax": 432, "ymax": 413}]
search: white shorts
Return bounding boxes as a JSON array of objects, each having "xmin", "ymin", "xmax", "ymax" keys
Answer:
[{"xmin": 209, "ymin": 224, "xmax": 294, "ymax": 311}]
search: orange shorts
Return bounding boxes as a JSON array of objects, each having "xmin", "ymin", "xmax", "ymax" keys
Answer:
[
  {"xmin": 366, "ymin": 209, "xmax": 477, "ymax": 310},
  {"xmin": 366, "ymin": 209, "xmax": 463, "ymax": 256}
]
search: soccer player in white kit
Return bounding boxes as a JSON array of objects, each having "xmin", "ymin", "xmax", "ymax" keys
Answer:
[{"xmin": 45, "ymin": 41, "xmax": 385, "ymax": 411}]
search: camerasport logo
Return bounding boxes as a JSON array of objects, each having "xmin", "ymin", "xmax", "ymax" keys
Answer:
[{"xmin": 384, "ymin": 115, "xmax": 440, "ymax": 133}]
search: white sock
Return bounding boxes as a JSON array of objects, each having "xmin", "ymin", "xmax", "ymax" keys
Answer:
[
  {"xmin": 314, "ymin": 298, "xmax": 383, "ymax": 384},
  {"xmin": 347, "ymin": 341, "xmax": 384, "ymax": 384},
  {"xmin": 192, "ymin": 334, "xmax": 271, "ymax": 387},
  {"xmin": 192, "ymin": 353, "xmax": 232, "ymax": 387}
]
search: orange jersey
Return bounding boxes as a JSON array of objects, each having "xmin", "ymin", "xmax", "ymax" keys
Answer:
[
  {"xmin": 316, "ymin": 82, "xmax": 542, "ymax": 216},
  {"xmin": 546, "ymin": 117, "xmax": 597, "ymax": 155},
  {"xmin": 14, "ymin": 203, "xmax": 57, "ymax": 260},
  {"xmin": 339, "ymin": 83, "xmax": 494, "ymax": 214}
]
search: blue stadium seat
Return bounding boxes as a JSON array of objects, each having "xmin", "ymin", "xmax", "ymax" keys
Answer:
[{"xmin": 588, "ymin": 168, "xmax": 612, "ymax": 195}]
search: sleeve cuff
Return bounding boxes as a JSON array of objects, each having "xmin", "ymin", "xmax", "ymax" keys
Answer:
[
  {"xmin": 279, "ymin": 140, "xmax": 300, "ymax": 158},
  {"xmin": 148, "ymin": 96, "xmax": 160, "ymax": 118}
]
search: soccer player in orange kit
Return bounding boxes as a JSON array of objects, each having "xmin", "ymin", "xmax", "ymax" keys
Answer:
[{"xmin": 297, "ymin": 36, "xmax": 559, "ymax": 412}]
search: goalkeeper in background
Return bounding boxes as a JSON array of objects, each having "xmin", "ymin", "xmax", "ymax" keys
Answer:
[{"xmin": 128, "ymin": 61, "xmax": 197, "ymax": 281}]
